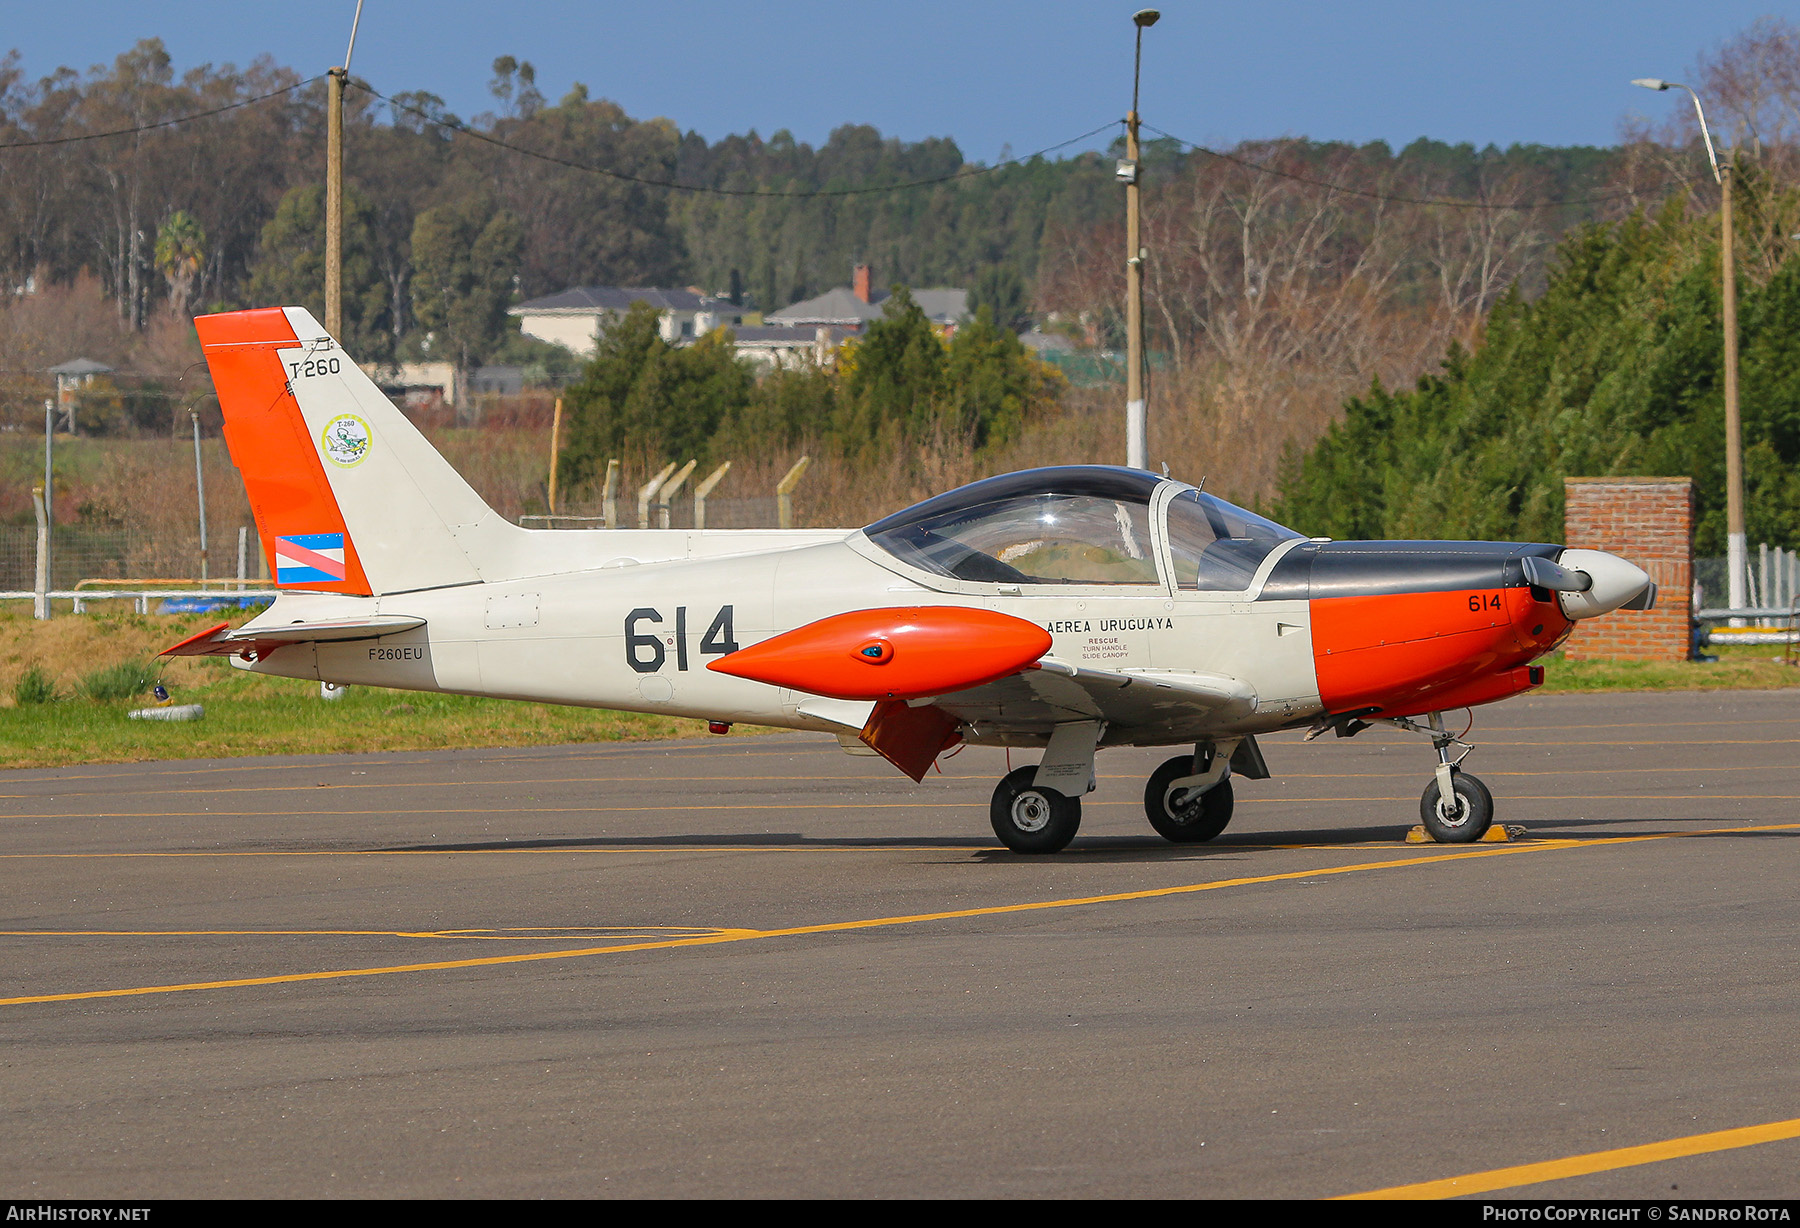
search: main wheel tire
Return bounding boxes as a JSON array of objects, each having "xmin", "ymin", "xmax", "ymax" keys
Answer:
[
  {"xmin": 990, "ymin": 765, "xmax": 1082, "ymax": 853},
  {"xmin": 1418, "ymin": 769, "xmax": 1494, "ymax": 843},
  {"xmin": 1144, "ymin": 755, "xmax": 1235, "ymax": 843}
]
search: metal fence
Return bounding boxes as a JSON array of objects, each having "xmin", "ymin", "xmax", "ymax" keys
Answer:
[
  {"xmin": 1694, "ymin": 547, "xmax": 1799, "ymax": 615},
  {"xmin": 0, "ymin": 525, "xmax": 260, "ymax": 593},
  {"xmin": 534, "ymin": 495, "xmax": 783, "ymax": 531}
]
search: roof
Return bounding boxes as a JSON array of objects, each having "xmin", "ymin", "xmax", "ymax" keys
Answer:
[
  {"xmin": 510, "ymin": 286, "xmax": 725, "ymax": 315},
  {"xmin": 770, "ymin": 286, "xmax": 970, "ymax": 327},
  {"xmin": 768, "ymin": 287, "xmax": 885, "ymax": 326},
  {"xmin": 732, "ymin": 325, "xmax": 819, "ymax": 344},
  {"xmin": 47, "ymin": 357, "xmax": 113, "ymax": 376}
]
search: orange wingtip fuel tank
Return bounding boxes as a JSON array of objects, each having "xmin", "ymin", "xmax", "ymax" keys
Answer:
[{"xmin": 707, "ymin": 607, "xmax": 1052, "ymax": 701}]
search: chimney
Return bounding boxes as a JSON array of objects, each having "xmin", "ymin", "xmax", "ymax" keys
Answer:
[{"xmin": 852, "ymin": 263, "xmax": 872, "ymax": 304}]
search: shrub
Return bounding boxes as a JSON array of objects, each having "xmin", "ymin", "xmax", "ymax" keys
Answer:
[
  {"xmin": 79, "ymin": 660, "xmax": 152, "ymax": 702},
  {"xmin": 13, "ymin": 666, "xmax": 57, "ymax": 705}
]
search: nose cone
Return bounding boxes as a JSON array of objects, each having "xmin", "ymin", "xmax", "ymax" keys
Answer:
[{"xmin": 1556, "ymin": 549, "xmax": 1655, "ymax": 619}]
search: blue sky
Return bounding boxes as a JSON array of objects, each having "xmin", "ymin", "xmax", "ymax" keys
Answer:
[{"xmin": 5, "ymin": 2, "xmax": 1789, "ymax": 159}]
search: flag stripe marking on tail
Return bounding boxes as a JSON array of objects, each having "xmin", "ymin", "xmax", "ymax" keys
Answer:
[{"xmin": 275, "ymin": 533, "xmax": 347, "ymax": 584}]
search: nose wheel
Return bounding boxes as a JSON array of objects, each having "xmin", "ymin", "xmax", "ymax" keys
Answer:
[{"xmin": 1419, "ymin": 767, "xmax": 1493, "ymax": 842}]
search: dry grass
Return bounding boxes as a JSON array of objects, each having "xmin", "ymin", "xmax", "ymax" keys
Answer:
[{"xmin": 0, "ymin": 608, "xmax": 724, "ymax": 769}]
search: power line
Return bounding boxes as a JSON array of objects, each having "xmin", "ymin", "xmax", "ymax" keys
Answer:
[
  {"xmin": 357, "ymin": 80, "xmax": 1122, "ymax": 198},
  {"xmin": 0, "ymin": 77, "xmax": 323, "ymax": 152},
  {"xmin": 1142, "ymin": 122, "xmax": 1674, "ymax": 212}
]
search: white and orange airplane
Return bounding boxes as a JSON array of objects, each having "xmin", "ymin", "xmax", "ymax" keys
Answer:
[{"xmin": 165, "ymin": 307, "xmax": 1657, "ymax": 851}]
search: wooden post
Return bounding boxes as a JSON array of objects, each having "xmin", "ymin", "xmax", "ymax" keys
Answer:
[
  {"xmin": 547, "ymin": 396, "xmax": 563, "ymax": 514},
  {"xmin": 325, "ymin": 67, "xmax": 345, "ymax": 339}
]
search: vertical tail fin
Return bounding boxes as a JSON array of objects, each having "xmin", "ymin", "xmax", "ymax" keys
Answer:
[{"xmin": 196, "ymin": 306, "xmax": 519, "ymax": 596}]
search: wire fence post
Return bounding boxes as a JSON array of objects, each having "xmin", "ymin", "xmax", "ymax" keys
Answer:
[
  {"xmin": 777, "ymin": 456, "xmax": 812, "ymax": 530},
  {"xmin": 637, "ymin": 461, "xmax": 677, "ymax": 529},
  {"xmin": 658, "ymin": 460, "xmax": 697, "ymax": 530},
  {"xmin": 693, "ymin": 461, "xmax": 732, "ymax": 531},
  {"xmin": 31, "ymin": 488, "xmax": 49, "ymax": 620},
  {"xmin": 42, "ymin": 398, "xmax": 52, "ymax": 595},
  {"xmin": 601, "ymin": 459, "xmax": 620, "ymax": 528}
]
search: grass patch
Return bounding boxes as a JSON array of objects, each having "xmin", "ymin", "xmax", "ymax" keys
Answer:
[
  {"xmin": 12, "ymin": 664, "xmax": 56, "ymax": 705},
  {"xmin": 77, "ymin": 658, "xmax": 153, "ymax": 701},
  {"xmin": 1539, "ymin": 645, "xmax": 1799, "ymax": 692},
  {"xmin": 0, "ymin": 668, "xmax": 717, "ymax": 770}
]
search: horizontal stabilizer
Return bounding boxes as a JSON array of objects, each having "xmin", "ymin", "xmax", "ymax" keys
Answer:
[{"xmin": 161, "ymin": 615, "xmax": 426, "ymax": 658}]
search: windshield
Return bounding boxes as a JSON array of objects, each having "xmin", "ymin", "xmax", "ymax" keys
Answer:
[
  {"xmin": 866, "ymin": 466, "xmax": 1162, "ymax": 585},
  {"xmin": 1165, "ymin": 490, "xmax": 1304, "ymax": 591}
]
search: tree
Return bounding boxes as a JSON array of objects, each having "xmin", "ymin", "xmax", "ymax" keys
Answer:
[
  {"xmin": 153, "ymin": 210, "xmax": 204, "ymax": 318},
  {"xmin": 247, "ymin": 183, "xmax": 391, "ymax": 359},
  {"xmin": 940, "ymin": 307, "xmax": 1055, "ymax": 451},
  {"xmin": 836, "ymin": 287, "xmax": 944, "ymax": 460},
  {"xmin": 969, "ymin": 264, "xmax": 1030, "ymax": 333},
  {"xmin": 409, "ymin": 197, "xmax": 523, "ymax": 372},
  {"xmin": 1271, "ymin": 198, "xmax": 1800, "ymax": 553},
  {"xmin": 559, "ymin": 302, "xmax": 754, "ymax": 488}
]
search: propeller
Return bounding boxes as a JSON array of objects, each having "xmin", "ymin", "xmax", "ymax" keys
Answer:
[
  {"xmin": 1549, "ymin": 549, "xmax": 1657, "ymax": 619},
  {"xmin": 1520, "ymin": 555, "xmax": 1592, "ymax": 593}
]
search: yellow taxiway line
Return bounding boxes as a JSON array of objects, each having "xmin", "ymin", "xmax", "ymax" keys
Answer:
[
  {"xmin": 5, "ymin": 821, "xmax": 1792, "ymax": 1008},
  {"xmin": 1337, "ymin": 1115, "xmax": 1800, "ymax": 1199}
]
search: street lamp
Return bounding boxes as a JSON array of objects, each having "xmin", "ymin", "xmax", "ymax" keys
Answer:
[
  {"xmin": 1634, "ymin": 77, "xmax": 1746, "ymax": 613},
  {"xmin": 1122, "ymin": 8, "xmax": 1159, "ymax": 471}
]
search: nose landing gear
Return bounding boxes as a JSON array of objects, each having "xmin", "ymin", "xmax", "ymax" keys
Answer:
[{"xmin": 1411, "ymin": 711, "xmax": 1493, "ymax": 843}]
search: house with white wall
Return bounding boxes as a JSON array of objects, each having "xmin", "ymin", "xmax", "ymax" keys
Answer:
[{"xmin": 510, "ymin": 287, "xmax": 748, "ymax": 357}]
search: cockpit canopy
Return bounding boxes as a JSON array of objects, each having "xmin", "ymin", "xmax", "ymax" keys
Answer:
[{"xmin": 863, "ymin": 466, "xmax": 1303, "ymax": 590}]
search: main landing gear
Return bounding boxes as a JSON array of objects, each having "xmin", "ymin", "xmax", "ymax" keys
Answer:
[
  {"xmin": 990, "ymin": 766, "xmax": 1083, "ymax": 854},
  {"xmin": 989, "ymin": 720, "xmax": 1101, "ymax": 853},
  {"xmin": 1144, "ymin": 744, "xmax": 1236, "ymax": 843},
  {"xmin": 988, "ymin": 729, "xmax": 1256, "ymax": 853}
]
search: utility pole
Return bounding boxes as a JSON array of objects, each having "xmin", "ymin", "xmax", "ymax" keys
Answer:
[
  {"xmin": 1720, "ymin": 158, "xmax": 1746, "ymax": 614},
  {"xmin": 326, "ymin": 66, "xmax": 344, "ymax": 339},
  {"xmin": 325, "ymin": 2, "xmax": 365, "ymax": 340},
  {"xmin": 1123, "ymin": 10, "xmax": 1159, "ymax": 471},
  {"xmin": 1633, "ymin": 77, "xmax": 1746, "ymax": 612}
]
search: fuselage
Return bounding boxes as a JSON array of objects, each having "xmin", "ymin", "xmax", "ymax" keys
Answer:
[{"xmin": 238, "ymin": 526, "xmax": 1575, "ymax": 746}]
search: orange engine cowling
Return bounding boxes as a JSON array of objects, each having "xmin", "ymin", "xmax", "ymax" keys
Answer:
[
  {"xmin": 1312, "ymin": 586, "xmax": 1569, "ymax": 716},
  {"xmin": 706, "ymin": 606, "xmax": 1052, "ymax": 701}
]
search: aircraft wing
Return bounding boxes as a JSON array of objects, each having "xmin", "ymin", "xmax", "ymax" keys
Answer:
[
  {"xmin": 932, "ymin": 656, "xmax": 1258, "ymax": 742},
  {"xmin": 161, "ymin": 615, "xmax": 426, "ymax": 659}
]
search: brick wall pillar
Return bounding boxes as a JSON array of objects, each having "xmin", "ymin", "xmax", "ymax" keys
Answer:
[{"xmin": 1561, "ymin": 477, "xmax": 1694, "ymax": 661}]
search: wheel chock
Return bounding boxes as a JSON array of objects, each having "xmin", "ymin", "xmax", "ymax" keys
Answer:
[{"xmin": 1405, "ymin": 824, "xmax": 1527, "ymax": 844}]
